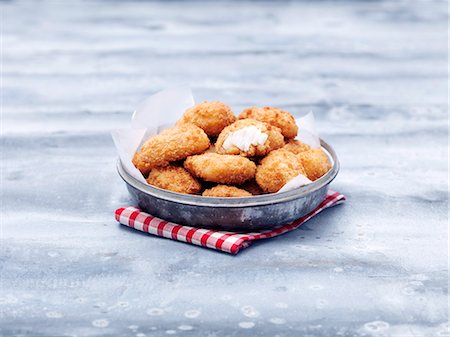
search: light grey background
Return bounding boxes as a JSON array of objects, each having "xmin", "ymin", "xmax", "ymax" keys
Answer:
[{"xmin": 1, "ymin": 0, "xmax": 448, "ymax": 336}]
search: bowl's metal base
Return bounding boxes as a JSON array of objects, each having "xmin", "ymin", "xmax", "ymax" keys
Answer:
[{"xmin": 126, "ymin": 183, "xmax": 328, "ymax": 231}]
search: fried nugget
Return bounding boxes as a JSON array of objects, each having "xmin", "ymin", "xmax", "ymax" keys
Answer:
[
  {"xmin": 147, "ymin": 166, "xmax": 201, "ymax": 194},
  {"xmin": 238, "ymin": 107, "xmax": 298, "ymax": 139},
  {"xmin": 133, "ymin": 124, "xmax": 210, "ymax": 175},
  {"xmin": 255, "ymin": 149, "xmax": 307, "ymax": 193},
  {"xmin": 184, "ymin": 153, "xmax": 256, "ymax": 185},
  {"xmin": 283, "ymin": 139, "xmax": 311, "ymax": 154},
  {"xmin": 241, "ymin": 179, "xmax": 265, "ymax": 195},
  {"xmin": 177, "ymin": 101, "xmax": 236, "ymax": 136},
  {"xmin": 202, "ymin": 185, "xmax": 252, "ymax": 198},
  {"xmin": 297, "ymin": 148, "xmax": 331, "ymax": 181},
  {"xmin": 215, "ymin": 119, "xmax": 284, "ymax": 157}
]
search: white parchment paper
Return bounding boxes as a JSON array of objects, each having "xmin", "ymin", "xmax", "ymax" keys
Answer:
[
  {"xmin": 111, "ymin": 87, "xmax": 195, "ymax": 184},
  {"xmin": 111, "ymin": 87, "xmax": 321, "ymax": 187},
  {"xmin": 295, "ymin": 111, "xmax": 320, "ymax": 148}
]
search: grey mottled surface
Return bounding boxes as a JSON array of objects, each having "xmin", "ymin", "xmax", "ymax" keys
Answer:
[{"xmin": 1, "ymin": 0, "xmax": 448, "ymax": 336}]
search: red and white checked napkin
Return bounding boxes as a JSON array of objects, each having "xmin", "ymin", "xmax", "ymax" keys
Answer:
[{"xmin": 115, "ymin": 190, "xmax": 345, "ymax": 254}]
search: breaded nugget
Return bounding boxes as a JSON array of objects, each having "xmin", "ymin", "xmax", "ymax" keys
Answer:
[
  {"xmin": 147, "ymin": 166, "xmax": 201, "ymax": 194},
  {"xmin": 283, "ymin": 139, "xmax": 311, "ymax": 154},
  {"xmin": 184, "ymin": 153, "xmax": 256, "ymax": 185},
  {"xmin": 297, "ymin": 148, "xmax": 331, "ymax": 181},
  {"xmin": 255, "ymin": 149, "xmax": 307, "ymax": 193},
  {"xmin": 215, "ymin": 119, "xmax": 284, "ymax": 157},
  {"xmin": 238, "ymin": 107, "xmax": 298, "ymax": 139},
  {"xmin": 177, "ymin": 101, "xmax": 236, "ymax": 136},
  {"xmin": 202, "ymin": 185, "xmax": 252, "ymax": 198},
  {"xmin": 241, "ymin": 179, "xmax": 265, "ymax": 195},
  {"xmin": 133, "ymin": 124, "xmax": 210, "ymax": 175}
]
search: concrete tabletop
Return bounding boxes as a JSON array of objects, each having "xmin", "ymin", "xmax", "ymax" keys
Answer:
[{"xmin": 1, "ymin": 0, "xmax": 448, "ymax": 336}]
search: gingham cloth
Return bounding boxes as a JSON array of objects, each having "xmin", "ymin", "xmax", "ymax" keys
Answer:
[{"xmin": 115, "ymin": 190, "xmax": 345, "ymax": 254}]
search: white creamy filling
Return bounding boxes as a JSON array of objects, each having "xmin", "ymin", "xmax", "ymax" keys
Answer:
[
  {"xmin": 278, "ymin": 173, "xmax": 312, "ymax": 193},
  {"xmin": 222, "ymin": 126, "xmax": 268, "ymax": 152}
]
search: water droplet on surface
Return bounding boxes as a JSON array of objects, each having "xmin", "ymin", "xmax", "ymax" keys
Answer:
[
  {"xmin": 295, "ymin": 245, "xmax": 315, "ymax": 251},
  {"xmin": 274, "ymin": 286, "xmax": 288, "ymax": 292},
  {"xmin": 411, "ymin": 274, "xmax": 428, "ymax": 281},
  {"xmin": 364, "ymin": 321, "xmax": 390, "ymax": 331},
  {"xmin": 269, "ymin": 317, "xmax": 286, "ymax": 325},
  {"xmin": 118, "ymin": 301, "xmax": 130, "ymax": 308},
  {"xmin": 309, "ymin": 324, "xmax": 323, "ymax": 330},
  {"xmin": 238, "ymin": 321, "xmax": 255, "ymax": 329},
  {"xmin": 333, "ymin": 267, "xmax": 343, "ymax": 273},
  {"xmin": 92, "ymin": 319, "xmax": 110, "ymax": 328},
  {"xmin": 316, "ymin": 299, "xmax": 328, "ymax": 309},
  {"xmin": 128, "ymin": 325, "xmax": 139, "ymax": 330},
  {"xmin": 178, "ymin": 325, "xmax": 193, "ymax": 331},
  {"xmin": 165, "ymin": 330, "xmax": 176, "ymax": 334},
  {"xmin": 136, "ymin": 333, "xmax": 146, "ymax": 337},
  {"xmin": 240, "ymin": 305, "xmax": 260, "ymax": 318},
  {"xmin": 46, "ymin": 311, "xmax": 63, "ymax": 318},
  {"xmin": 147, "ymin": 308, "xmax": 164, "ymax": 316},
  {"xmin": 184, "ymin": 309, "xmax": 201, "ymax": 318}
]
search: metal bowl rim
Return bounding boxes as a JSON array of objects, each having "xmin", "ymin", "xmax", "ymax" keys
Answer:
[{"xmin": 117, "ymin": 138, "xmax": 340, "ymax": 208}]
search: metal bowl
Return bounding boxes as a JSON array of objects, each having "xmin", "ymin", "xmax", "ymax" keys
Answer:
[{"xmin": 117, "ymin": 139, "xmax": 339, "ymax": 231}]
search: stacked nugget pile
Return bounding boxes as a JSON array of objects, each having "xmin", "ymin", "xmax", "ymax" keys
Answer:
[{"xmin": 132, "ymin": 102, "xmax": 331, "ymax": 197}]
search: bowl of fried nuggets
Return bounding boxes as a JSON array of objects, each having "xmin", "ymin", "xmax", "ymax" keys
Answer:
[{"xmin": 118, "ymin": 101, "xmax": 339, "ymax": 230}]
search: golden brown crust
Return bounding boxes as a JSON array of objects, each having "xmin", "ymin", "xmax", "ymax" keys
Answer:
[
  {"xmin": 238, "ymin": 107, "xmax": 298, "ymax": 139},
  {"xmin": 184, "ymin": 153, "xmax": 256, "ymax": 185},
  {"xmin": 297, "ymin": 148, "xmax": 331, "ymax": 181},
  {"xmin": 133, "ymin": 124, "xmax": 210, "ymax": 175},
  {"xmin": 215, "ymin": 119, "xmax": 284, "ymax": 157},
  {"xmin": 255, "ymin": 149, "xmax": 307, "ymax": 193},
  {"xmin": 147, "ymin": 166, "xmax": 202, "ymax": 194},
  {"xmin": 202, "ymin": 185, "xmax": 252, "ymax": 197},
  {"xmin": 283, "ymin": 139, "xmax": 311, "ymax": 154},
  {"xmin": 177, "ymin": 101, "xmax": 236, "ymax": 136}
]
